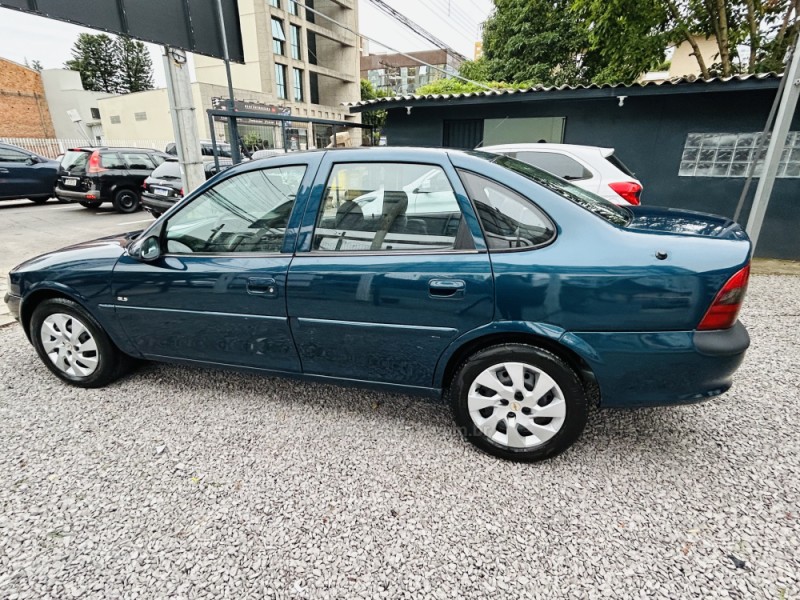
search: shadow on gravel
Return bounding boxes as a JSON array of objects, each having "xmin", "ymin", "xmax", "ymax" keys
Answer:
[{"xmin": 116, "ymin": 360, "xmax": 699, "ymax": 464}]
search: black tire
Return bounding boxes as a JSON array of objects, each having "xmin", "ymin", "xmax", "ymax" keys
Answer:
[
  {"xmin": 112, "ymin": 188, "xmax": 140, "ymax": 213},
  {"xmin": 30, "ymin": 298, "xmax": 132, "ymax": 388},
  {"xmin": 79, "ymin": 201, "xmax": 99, "ymax": 209},
  {"xmin": 450, "ymin": 344, "xmax": 588, "ymax": 462},
  {"xmin": 28, "ymin": 196, "xmax": 50, "ymax": 204}
]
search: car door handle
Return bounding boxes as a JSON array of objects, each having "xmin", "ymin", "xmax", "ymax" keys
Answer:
[
  {"xmin": 247, "ymin": 277, "xmax": 278, "ymax": 297},
  {"xmin": 429, "ymin": 278, "xmax": 465, "ymax": 299}
]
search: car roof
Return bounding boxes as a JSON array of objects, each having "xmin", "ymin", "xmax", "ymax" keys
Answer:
[
  {"xmin": 67, "ymin": 146, "xmax": 163, "ymax": 153},
  {"xmin": 480, "ymin": 143, "xmax": 614, "ymax": 158}
]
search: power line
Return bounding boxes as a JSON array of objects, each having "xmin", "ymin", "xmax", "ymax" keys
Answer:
[
  {"xmin": 421, "ymin": 0, "xmax": 481, "ymax": 47},
  {"xmin": 365, "ymin": 0, "xmax": 468, "ymax": 61},
  {"xmin": 298, "ymin": 0, "xmax": 496, "ymax": 91}
]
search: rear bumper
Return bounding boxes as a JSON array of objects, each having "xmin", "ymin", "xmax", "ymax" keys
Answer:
[
  {"xmin": 562, "ymin": 321, "xmax": 750, "ymax": 408},
  {"xmin": 55, "ymin": 188, "xmax": 104, "ymax": 203},
  {"xmin": 3, "ymin": 292, "xmax": 21, "ymax": 321},
  {"xmin": 141, "ymin": 193, "xmax": 179, "ymax": 213}
]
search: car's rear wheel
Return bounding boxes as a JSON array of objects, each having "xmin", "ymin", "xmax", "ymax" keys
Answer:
[
  {"xmin": 28, "ymin": 196, "xmax": 50, "ymax": 204},
  {"xmin": 450, "ymin": 344, "xmax": 588, "ymax": 462},
  {"xmin": 30, "ymin": 298, "xmax": 132, "ymax": 388},
  {"xmin": 112, "ymin": 188, "xmax": 140, "ymax": 213}
]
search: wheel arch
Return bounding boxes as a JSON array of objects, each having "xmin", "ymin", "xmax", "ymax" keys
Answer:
[
  {"xmin": 438, "ymin": 330, "xmax": 601, "ymax": 406},
  {"xmin": 20, "ymin": 288, "xmax": 82, "ymax": 339}
]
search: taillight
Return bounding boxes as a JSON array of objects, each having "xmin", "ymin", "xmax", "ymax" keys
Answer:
[
  {"xmin": 698, "ymin": 265, "xmax": 750, "ymax": 330},
  {"xmin": 87, "ymin": 151, "xmax": 107, "ymax": 174},
  {"xmin": 179, "ymin": 188, "xmax": 184, "ymax": 196},
  {"xmin": 608, "ymin": 181, "xmax": 642, "ymax": 205}
]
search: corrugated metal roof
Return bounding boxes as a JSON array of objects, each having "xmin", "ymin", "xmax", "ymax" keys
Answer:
[{"xmin": 347, "ymin": 72, "xmax": 781, "ymax": 109}]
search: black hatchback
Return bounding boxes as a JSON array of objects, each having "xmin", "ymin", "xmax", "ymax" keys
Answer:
[{"xmin": 56, "ymin": 147, "xmax": 169, "ymax": 213}]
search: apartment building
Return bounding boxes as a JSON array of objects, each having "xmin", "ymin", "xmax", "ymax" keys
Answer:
[
  {"xmin": 361, "ymin": 49, "xmax": 463, "ymax": 95},
  {"xmin": 99, "ymin": 0, "xmax": 362, "ymax": 150},
  {"xmin": 193, "ymin": 0, "xmax": 362, "ymax": 148}
]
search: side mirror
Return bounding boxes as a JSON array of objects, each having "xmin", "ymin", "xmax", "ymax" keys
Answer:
[
  {"xmin": 26, "ymin": 156, "xmax": 39, "ymax": 165},
  {"xmin": 129, "ymin": 235, "xmax": 161, "ymax": 262}
]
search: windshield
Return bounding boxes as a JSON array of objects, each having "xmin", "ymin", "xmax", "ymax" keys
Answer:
[
  {"xmin": 151, "ymin": 161, "xmax": 181, "ymax": 179},
  {"xmin": 482, "ymin": 153, "xmax": 631, "ymax": 226},
  {"xmin": 61, "ymin": 150, "xmax": 89, "ymax": 172}
]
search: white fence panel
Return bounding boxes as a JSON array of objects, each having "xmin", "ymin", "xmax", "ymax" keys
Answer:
[{"xmin": 1, "ymin": 138, "xmax": 171, "ymax": 159}]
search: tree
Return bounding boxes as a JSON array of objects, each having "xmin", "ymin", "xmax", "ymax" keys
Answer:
[
  {"xmin": 65, "ymin": 33, "xmax": 119, "ymax": 93},
  {"xmin": 360, "ymin": 79, "xmax": 390, "ymax": 144},
  {"xmin": 574, "ymin": 0, "xmax": 799, "ymax": 80},
  {"xmin": 115, "ymin": 37, "xmax": 155, "ymax": 93},
  {"xmin": 24, "ymin": 58, "xmax": 43, "ymax": 72},
  {"xmin": 481, "ymin": 0, "xmax": 597, "ymax": 85},
  {"xmin": 64, "ymin": 33, "xmax": 155, "ymax": 94}
]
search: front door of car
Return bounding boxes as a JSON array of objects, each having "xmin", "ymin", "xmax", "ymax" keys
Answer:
[
  {"xmin": 112, "ymin": 162, "xmax": 315, "ymax": 372},
  {"xmin": 0, "ymin": 145, "xmax": 35, "ymax": 198},
  {"xmin": 287, "ymin": 155, "xmax": 494, "ymax": 389}
]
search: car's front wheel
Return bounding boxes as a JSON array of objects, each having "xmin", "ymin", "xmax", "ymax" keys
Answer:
[
  {"xmin": 450, "ymin": 344, "xmax": 588, "ymax": 462},
  {"xmin": 30, "ymin": 298, "xmax": 132, "ymax": 388},
  {"xmin": 112, "ymin": 188, "xmax": 140, "ymax": 213}
]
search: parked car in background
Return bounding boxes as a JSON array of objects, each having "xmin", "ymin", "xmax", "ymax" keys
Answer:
[
  {"xmin": 0, "ymin": 142, "xmax": 60, "ymax": 204},
  {"xmin": 165, "ymin": 140, "xmax": 233, "ymax": 159},
  {"xmin": 6, "ymin": 148, "xmax": 751, "ymax": 462},
  {"xmin": 250, "ymin": 148, "xmax": 286, "ymax": 160},
  {"xmin": 56, "ymin": 147, "xmax": 170, "ymax": 213},
  {"xmin": 141, "ymin": 158, "xmax": 233, "ymax": 217},
  {"xmin": 481, "ymin": 143, "xmax": 643, "ymax": 206}
]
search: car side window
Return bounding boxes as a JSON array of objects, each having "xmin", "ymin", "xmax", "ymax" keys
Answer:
[
  {"xmin": 101, "ymin": 153, "xmax": 126, "ymax": 170},
  {"xmin": 514, "ymin": 151, "xmax": 591, "ymax": 181},
  {"xmin": 458, "ymin": 170, "xmax": 555, "ymax": 251},
  {"xmin": 122, "ymin": 152, "xmax": 156, "ymax": 170},
  {"xmin": 164, "ymin": 165, "xmax": 306, "ymax": 254},
  {"xmin": 312, "ymin": 162, "xmax": 473, "ymax": 252},
  {"xmin": 0, "ymin": 147, "xmax": 31, "ymax": 163}
]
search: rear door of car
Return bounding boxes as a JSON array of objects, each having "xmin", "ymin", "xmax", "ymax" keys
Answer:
[
  {"xmin": 286, "ymin": 150, "xmax": 494, "ymax": 389},
  {"xmin": 119, "ymin": 150, "xmax": 159, "ymax": 188}
]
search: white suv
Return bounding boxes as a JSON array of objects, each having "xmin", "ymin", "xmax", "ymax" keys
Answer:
[{"xmin": 480, "ymin": 143, "xmax": 643, "ymax": 205}]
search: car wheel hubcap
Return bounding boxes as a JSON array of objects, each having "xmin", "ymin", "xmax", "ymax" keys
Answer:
[
  {"xmin": 40, "ymin": 313, "xmax": 99, "ymax": 377},
  {"xmin": 468, "ymin": 361, "xmax": 566, "ymax": 449},
  {"xmin": 120, "ymin": 193, "xmax": 135, "ymax": 208}
]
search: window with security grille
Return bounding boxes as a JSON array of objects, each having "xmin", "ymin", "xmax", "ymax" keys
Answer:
[{"xmin": 679, "ymin": 131, "xmax": 800, "ymax": 178}]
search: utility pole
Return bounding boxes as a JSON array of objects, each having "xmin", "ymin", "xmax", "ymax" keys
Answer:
[
  {"xmin": 746, "ymin": 35, "xmax": 800, "ymax": 250},
  {"xmin": 216, "ymin": 0, "xmax": 242, "ymax": 164},
  {"xmin": 163, "ymin": 46, "xmax": 206, "ymax": 195}
]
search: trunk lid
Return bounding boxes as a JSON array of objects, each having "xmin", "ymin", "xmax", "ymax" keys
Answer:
[{"xmin": 625, "ymin": 206, "xmax": 748, "ymax": 241}]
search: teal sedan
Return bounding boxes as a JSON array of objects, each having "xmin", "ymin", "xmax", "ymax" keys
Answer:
[{"xmin": 4, "ymin": 148, "xmax": 751, "ymax": 461}]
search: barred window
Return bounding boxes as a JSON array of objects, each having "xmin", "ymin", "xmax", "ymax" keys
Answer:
[
  {"xmin": 679, "ymin": 131, "xmax": 800, "ymax": 178},
  {"xmin": 134, "ymin": 112, "xmax": 147, "ymax": 121},
  {"xmin": 110, "ymin": 115, "xmax": 121, "ymax": 124}
]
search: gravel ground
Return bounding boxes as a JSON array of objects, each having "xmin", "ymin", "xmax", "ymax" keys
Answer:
[{"xmin": 0, "ymin": 274, "xmax": 798, "ymax": 599}]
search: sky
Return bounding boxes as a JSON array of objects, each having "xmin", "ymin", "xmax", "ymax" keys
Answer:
[{"xmin": 0, "ymin": 0, "xmax": 493, "ymax": 88}]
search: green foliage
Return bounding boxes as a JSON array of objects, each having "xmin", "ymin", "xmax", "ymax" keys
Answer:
[
  {"xmin": 478, "ymin": 0, "xmax": 798, "ymax": 86},
  {"xmin": 24, "ymin": 58, "xmax": 43, "ymax": 72},
  {"xmin": 65, "ymin": 33, "xmax": 119, "ymax": 93},
  {"xmin": 65, "ymin": 33, "xmax": 155, "ymax": 94},
  {"xmin": 415, "ymin": 78, "xmax": 531, "ymax": 95},
  {"xmin": 115, "ymin": 37, "xmax": 154, "ymax": 93},
  {"xmin": 482, "ymin": 0, "xmax": 596, "ymax": 85},
  {"xmin": 459, "ymin": 58, "xmax": 491, "ymax": 81},
  {"xmin": 360, "ymin": 79, "xmax": 390, "ymax": 144}
]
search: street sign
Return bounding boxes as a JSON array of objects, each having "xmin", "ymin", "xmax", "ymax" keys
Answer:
[{"xmin": 0, "ymin": 0, "xmax": 244, "ymax": 63}]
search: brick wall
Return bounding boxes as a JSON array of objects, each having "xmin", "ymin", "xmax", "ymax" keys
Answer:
[{"xmin": 0, "ymin": 58, "xmax": 56, "ymax": 138}]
